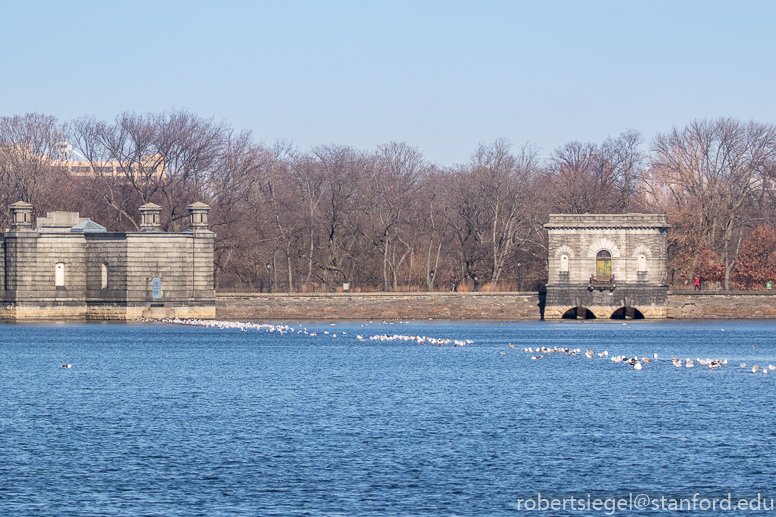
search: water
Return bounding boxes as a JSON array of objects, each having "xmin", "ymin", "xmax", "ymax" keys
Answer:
[{"xmin": 1, "ymin": 320, "xmax": 775, "ymax": 516}]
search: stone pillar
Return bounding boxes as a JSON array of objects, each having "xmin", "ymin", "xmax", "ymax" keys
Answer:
[
  {"xmin": 5, "ymin": 201, "xmax": 40, "ymax": 296},
  {"xmin": 186, "ymin": 202, "xmax": 214, "ymax": 296},
  {"xmin": 10, "ymin": 201, "xmax": 34, "ymax": 231},
  {"xmin": 139, "ymin": 203, "xmax": 162, "ymax": 231},
  {"xmin": 187, "ymin": 202, "xmax": 210, "ymax": 232},
  {"xmin": 0, "ymin": 237, "xmax": 5, "ymax": 293}
]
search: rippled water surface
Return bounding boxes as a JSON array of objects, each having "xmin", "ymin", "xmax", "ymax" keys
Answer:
[{"xmin": 2, "ymin": 320, "xmax": 776, "ymax": 516}]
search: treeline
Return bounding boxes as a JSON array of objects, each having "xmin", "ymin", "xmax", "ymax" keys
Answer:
[{"xmin": 2, "ymin": 111, "xmax": 776, "ymax": 292}]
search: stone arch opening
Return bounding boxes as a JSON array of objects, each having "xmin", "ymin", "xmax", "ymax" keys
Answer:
[
  {"xmin": 610, "ymin": 307, "xmax": 645, "ymax": 320},
  {"xmin": 561, "ymin": 307, "xmax": 597, "ymax": 319}
]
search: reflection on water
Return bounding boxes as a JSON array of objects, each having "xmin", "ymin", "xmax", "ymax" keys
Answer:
[{"xmin": 1, "ymin": 320, "xmax": 775, "ymax": 516}]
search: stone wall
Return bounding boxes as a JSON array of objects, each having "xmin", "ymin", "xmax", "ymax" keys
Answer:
[
  {"xmin": 123, "ymin": 233, "xmax": 214, "ymax": 300},
  {"xmin": 215, "ymin": 291, "xmax": 776, "ymax": 321},
  {"xmin": 0, "ymin": 304, "xmax": 215, "ymax": 322},
  {"xmin": 85, "ymin": 234, "xmax": 127, "ymax": 291},
  {"xmin": 217, "ymin": 292, "xmax": 543, "ymax": 321},
  {"xmin": 38, "ymin": 234, "xmax": 88, "ymax": 291},
  {"xmin": 4, "ymin": 230, "xmax": 42, "ymax": 292},
  {"xmin": 3, "ymin": 289, "xmax": 776, "ymax": 322},
  {"xmin": 667, "ymin": 291, "xmax": 776, "ymax": 319}
]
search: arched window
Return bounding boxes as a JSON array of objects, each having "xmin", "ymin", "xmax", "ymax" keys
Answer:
[
  {"xmin": 560, "ymin": 254, "xmax": 569, "ymax": 272},
  {"xmin": 596, "ymin": 250, "xmax": 611, "ymax": 281}
]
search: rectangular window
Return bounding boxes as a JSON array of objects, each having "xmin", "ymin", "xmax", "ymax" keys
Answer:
[
  {"xmin": 152, "ymin": 277, "xmax": 161, "ymax": 299},
  {"xmin": 55, "ymin": 263, "xmax": 65, "ymax": 287},
  {"xmin": 101, "ymin": 264, "xmax": 109, "ymax": 289}
]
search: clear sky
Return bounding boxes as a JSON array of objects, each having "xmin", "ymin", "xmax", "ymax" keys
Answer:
[{"xmin": 2, "ymin": 0, "xmax": 774, "ymax": 166}]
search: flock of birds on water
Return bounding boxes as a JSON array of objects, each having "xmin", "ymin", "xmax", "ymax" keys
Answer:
[
  {"xmin": 144, "ymin": 317, "xmax": 473, "ymax": 347},
  {"xmin": 56, "ymin": 318, "xmax": 775, "ymax": 377},
  {"xmin": 520, "ymin": 345, "xmax": 776, "ymax": 375}
]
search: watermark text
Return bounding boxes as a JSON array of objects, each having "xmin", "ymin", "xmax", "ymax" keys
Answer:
[{"xmin": 516, "ymin": 493, "xmax": 775, "ymax": 514}]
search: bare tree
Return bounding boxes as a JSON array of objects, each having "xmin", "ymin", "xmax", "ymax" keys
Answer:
[
  {"xmin": 210, "ymin": 138, "xmax": 272, "ymax": 290},
  {"xmin": 154, "ymin": 110, "xmax": 229, "ymax": 230},
  {"xmin": 288, "ymin": 151, "xmax": 327, "ymax": 290},
  {"xmin": 547, "ymin": 140, "xmax": 621, "ymax": 214},
  {"xmin": 601, "ymin": 129, "xmax": 646, "ymax": 213},
  {"xmin": 0, "ymin": 113, "xmax": 68, "ymax": 225},
  {"xmin": 359, "ymin": 142, "xmax": 426, "ymax": 290},
  {"xmin": 420, "ymin": 168, "xmax": 448, "ymax": 290},
  {"xmin": 311, "ymin": 144, "xmax": 369, "ymax": 287},
  {"xmin": 651, "ymin": 118, "xmax": 776, "ymax": 289},
  {"xmin": 446, "ymin": 139, "xmax": 541, "ymax": 286},
  {"xmin": 263, "ymin": 142, "xmax": 303, "ymax": 291},
  {"xmin": 71, "ymin": 109, "xmax": 229, "ymax": 230}
]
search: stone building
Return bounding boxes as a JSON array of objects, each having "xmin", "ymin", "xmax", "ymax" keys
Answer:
[
  {"xmin": 544, "ymin": 214, "xmax": 670, "ymax": 319},
  {"xmin": 0, "ymin": 201, "xmax": 215, "ymax": 321}
]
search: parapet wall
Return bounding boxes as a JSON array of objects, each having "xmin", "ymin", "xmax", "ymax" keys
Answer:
[
  {"xmin": 667, "ymin": 291, "xmax": 776, "ymax": 319},
  {"xmin": 1, "ymin": 290, "xmax": 774, "ymax": 322},
  {"xmin": 216, "ymin": 291, "xmax": 776, "ymax": 321},
  {"xmin": 217, "ymin": 292, "xmax": 542, "ymax": 321}
]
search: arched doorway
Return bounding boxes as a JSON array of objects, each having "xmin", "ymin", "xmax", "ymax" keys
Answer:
[
  {"xmin": 596, "ymin": 250, "xmax": 611, "ymax": 281},
  {"xmin": 610, "ymin": 307, "xmax": 645, "ymax": 320},
  {"xmin": 562, "ymin": 307, "xmax": 597, "ymax": 319}
]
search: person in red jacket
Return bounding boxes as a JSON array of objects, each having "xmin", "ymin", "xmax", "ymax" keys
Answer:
[{"xmin": 694, "ymin": 276, "xmax": 701, "ymax": 291}]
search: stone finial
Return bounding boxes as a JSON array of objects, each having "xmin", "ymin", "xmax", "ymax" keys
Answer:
[
  {"xmin": 10, "ymin": 201, "xmax": 34, "ymax": 231},
  {"xmin": 139, "ymin": 203, "xmax": 162, "ymax": 231},
  {"xmin": 187, "ymin": 202, "xmax": 210, "ymax": 232}
]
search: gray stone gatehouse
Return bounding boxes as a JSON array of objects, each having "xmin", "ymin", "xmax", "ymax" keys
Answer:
[
  {"xmin": 0, "ymin": 201, "xmax": 215, "ymax": 321},
  {"xmin": 544, "ymin": 214, "xmax": 670, "ymax": 319}
]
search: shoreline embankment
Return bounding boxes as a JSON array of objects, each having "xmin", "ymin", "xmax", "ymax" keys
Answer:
[
  {"xmin": 215, "ymin": 291, "xmax": 776, "ymax": 321},
  {"xmin": 217, "ymin": 292, "xmax": 541, "ymax": 321}
]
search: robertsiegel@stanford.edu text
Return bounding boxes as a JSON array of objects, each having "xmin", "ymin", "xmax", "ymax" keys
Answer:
[{"xmin": 516, "ymin": 493, "xmax": 775, "ymax": 513}]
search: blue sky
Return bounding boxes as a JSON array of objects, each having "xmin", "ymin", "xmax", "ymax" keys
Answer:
[{"xmin": 2, "ymin": 0, "xmax": 774, "ymax": 165}]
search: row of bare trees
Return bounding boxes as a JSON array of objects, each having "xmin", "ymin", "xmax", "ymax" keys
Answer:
[
  {"xmin": 649, "ymin": 119, "xmax": 776, "ymax": 290},
  {"xmin": 2, "ymin": 110, "xmax": 776, "ymax": 291}
]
